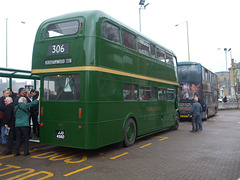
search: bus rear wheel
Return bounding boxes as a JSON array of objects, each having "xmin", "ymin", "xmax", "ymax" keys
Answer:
[{"xmin": 124, "ymin": 118, "xmax": 136, "ymax": 147}]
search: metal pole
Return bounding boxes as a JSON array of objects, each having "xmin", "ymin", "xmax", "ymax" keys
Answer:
[
  {"xmin": 186, "ymin": 21, "xmax": 190, "ymax": 62},
  {"xmin": 6, "ymin": 18, "xmax": 8, "ymax": 68},
  {"xmin": 229, "ymin": 49, "xmax": 235, "ymax": 99},
  {"xmin": 139, "ymin": 7, "xmax": 142, "ymax": 32},
  {"xmin": 224, "ymin": 48, "xmax": 228, "ymax": 96}
]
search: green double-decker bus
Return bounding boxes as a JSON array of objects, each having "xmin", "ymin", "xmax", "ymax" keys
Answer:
[{"xmin": 32, "ymin": 10, "xmax": 180, "ymax": 149}]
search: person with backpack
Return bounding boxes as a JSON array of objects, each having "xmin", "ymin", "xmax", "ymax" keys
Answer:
[{"xmin": 14, "ymin": 95, "xmax": 39, "ymax": 157}]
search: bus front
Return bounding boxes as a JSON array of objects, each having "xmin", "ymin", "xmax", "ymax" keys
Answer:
[{"xmin": 178, "ymin": 62, "xmax": 202, "ymax": 119}]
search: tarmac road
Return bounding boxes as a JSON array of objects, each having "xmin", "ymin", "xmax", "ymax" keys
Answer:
[{"xmin": 0, "ymin": 109, "xmax": 239, "ymax": 180}]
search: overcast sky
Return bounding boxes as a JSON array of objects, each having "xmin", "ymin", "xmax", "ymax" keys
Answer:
[{"xmin": 0, "ymin": 0, "xmax": 239, "ymax": 73}]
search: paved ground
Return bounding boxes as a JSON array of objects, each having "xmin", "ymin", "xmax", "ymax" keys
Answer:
[{"xmin": 0, "ymin": 109, "xmax": 239, "ymax": 179}]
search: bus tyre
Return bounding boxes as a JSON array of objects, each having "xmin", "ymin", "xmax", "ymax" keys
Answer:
[
  {"xmin": 172, "ymin": 112, "xmax": 179, "ymax": 130},
  {"xmin": 124, "ymin": 118, "xmax": 136, "ymax": 147}
]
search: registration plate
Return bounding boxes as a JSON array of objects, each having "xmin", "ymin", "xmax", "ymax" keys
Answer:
[
  {"xmin": 56, "ymin": 130, "xmax": 65, "ymax": 139},
  {"xmin": 180, "ymin": 115, "xmax": 189, "ymax": 118}
]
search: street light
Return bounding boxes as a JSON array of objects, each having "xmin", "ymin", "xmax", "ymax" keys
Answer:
[
  {"xmin": 175, "ymin": 21, "xmax": 190, "ymax": 61},
  {"xmin": 218, "ymin": 48, "xmax": 231, "ymax": 97},
  {"xmin": 139, "ymin": 0, "xmax": 150, "ymax": 32},
  {"xmin": 6, "ymin": 18, "xmax": 26, "ymax": 68}
]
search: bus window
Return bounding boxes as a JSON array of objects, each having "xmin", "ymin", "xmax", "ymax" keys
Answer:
[
  {"xmin": 151, "ymin": 87, "xmax": 157, "ymax": 101},
  {"xmin": 45, "ymin": 21, "xmax": 79, "ymax": 38},
  {"xmin": 44, "ymin": 74, "xmax": 80, "ymax": 100},
  {"xmin": 102, "ymin": 22, "xmax": 120, "ymax": 44},
  {"xmin": 139, "ymin": 86, "xmax": 150, "ymax": 100},
  {"xmin": 150, "ymin": 44, "xmax": 155, "ymax": 58},
  {"xmin": 158, "ymin": 88, "xmax": 166, "ymax": 100},
  {"xmin": 167, "ymin": 89, "xmax": 174, "ymax": 101},
  {"xmin": 166, "ymin": 53, "xmax": 173, "ymax": 65},
  {"xmin": 122, "ymin": 30, "xmax": 136, "ymax": 50},
  {"xmin": 123, "ymin": 83, "xmax": 138, "ymax": 100},
  {"xmin": 156, "ymin": 48, "xmax": 165, "ymax": 62},
  {"xmin": 138, "ymin": 38, "xmax": 150, "ymax": 56}
]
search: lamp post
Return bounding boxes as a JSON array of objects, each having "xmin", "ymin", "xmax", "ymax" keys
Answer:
[
  {"xmin": 6, "ymin": 18, "xmax": 26, "ymax": 68},
  {"xmin": 139, "ymin": 0, "xmax": 149, "ymax": 32},
  {"xmin": 228, "ymin": 48, "xmax": 236, "ymax": 100},
  {"xmin": 175, "ymin": 21, "xmax": 190, "ymax": 61},
  {"xmin": 218, "ymin": 48, "xmax": 231, "ymax": 97}
]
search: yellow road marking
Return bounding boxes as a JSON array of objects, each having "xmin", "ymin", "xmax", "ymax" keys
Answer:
[
  {"xmin": 63, "ymin": 166, "xmax": 93, "ymax": 177},
  {"xmin": 110, "ymin": 152, "xmax": 128, "ymax": 160},
  {"xmin": 139, "ymin": 143, "xmax": 152, "ymax": 149},
  {"xmin": 159, "ymin": 137, "xmax": 168, "ymax": 141}
]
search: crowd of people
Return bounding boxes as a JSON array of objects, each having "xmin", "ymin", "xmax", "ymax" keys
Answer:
[{"xmin": 0, "ymin": 88, "xmax": 40, "ymax": 156}]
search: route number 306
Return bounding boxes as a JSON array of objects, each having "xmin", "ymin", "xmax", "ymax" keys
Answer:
[
  {"xmin": 47, "ymin": 43, "xmax": 69, "ymax": 56},
  {"xmin": 52, "ymin": 44, "xmax": 65, "ymax": 54}
]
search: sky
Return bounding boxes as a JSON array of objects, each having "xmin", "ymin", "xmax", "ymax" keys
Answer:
[{"xmin": 0, "ymin": 0, "xmax": 239, "ymax": 73}]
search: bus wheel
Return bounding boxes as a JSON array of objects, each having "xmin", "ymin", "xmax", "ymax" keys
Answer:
[
  {"xmin": 172, "ymin": 112, "xmax": 179, "ymax": 130},
  {"xmin": 124, "ymin": 118, "xmax": 136, "ymax": 147}
]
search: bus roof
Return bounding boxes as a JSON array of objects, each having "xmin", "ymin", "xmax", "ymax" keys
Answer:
[
  {"xmin": 177, "ymin": 61, "xmax": 199, "ymax": 66},
  {"xmin": 37, "ymin": 10, "xmax": 175, "ymax": 56}
]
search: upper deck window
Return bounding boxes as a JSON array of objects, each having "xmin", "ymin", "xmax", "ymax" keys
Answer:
[
  {"xmin": 122, "ymin": 30, "xmax": 136, "ymax": 50},
  {"xmin": 102, "ymin": 22, "xmax": 120, "ymax": 43},
  {"xmin": 138, "ymin": 38, "xmax": 150, "ymax": 56},
  {"xmin": 150, "ymin": 44, "xmax": 155, "ymax": 58},
  {"xmin": 166, "ymin": 53, "xmax": 173, "ymax": 65},
  {"xmin": 156, "ymin": 48, "xmax": 165, "ymax": 62},
  {"xmin": 45, "ymin": 21, "xmax": 79, "ymax": 38}
]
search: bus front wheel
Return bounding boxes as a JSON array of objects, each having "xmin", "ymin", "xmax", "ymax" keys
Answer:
[{"xmin": 124, "ymin": 118, "xmax": 136, "ymax": 147}]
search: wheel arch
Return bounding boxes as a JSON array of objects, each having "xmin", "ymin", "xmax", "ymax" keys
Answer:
[{"xmin": 122, "ymin": 113, "xmax": 138, "ymax": 137}]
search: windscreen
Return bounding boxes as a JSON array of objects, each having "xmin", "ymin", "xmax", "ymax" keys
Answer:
[
  {"xmin": 178, "ymin": 64, "xmax": 201, "ymax": 100},
  {"xmin": 45, "ymin": 21, "xmax": 79, "ymax": 38},
  {"xmin": 44, "ymin": 74, "xmax": 80, "ymax": 100}
]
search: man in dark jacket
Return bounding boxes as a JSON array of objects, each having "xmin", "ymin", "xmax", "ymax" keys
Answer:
[
  {"xmin": 189, "ymin": 95, "xmax": 202, "ymax": 132},
  {"xmin": 3, "ymin": 97, "xmax": 15, "ymax": 155},
  {"xmin": 14, "ymin": 88, "xmax": 27, "ymax": 106},
  {"xmin": 0, "ymin": 90, "xmax": 10, "ymax": 145}
]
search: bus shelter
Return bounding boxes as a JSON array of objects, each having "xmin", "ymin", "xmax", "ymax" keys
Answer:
[{"xmin": 0, "ymin": 67, "xmax": 40, "ymax": 97}]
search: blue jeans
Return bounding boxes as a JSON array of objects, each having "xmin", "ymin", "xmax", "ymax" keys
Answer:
[
  {"xmin": 192, "ymin": 116, "xmax": 199, "ymax": 131},
  {"xmin": 199, "ymin": 113, "xmax": 202, "ymax": 130},
  {"xmin": 1, "ymin": 126, "xmax": 7, "ymax": 144}
]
